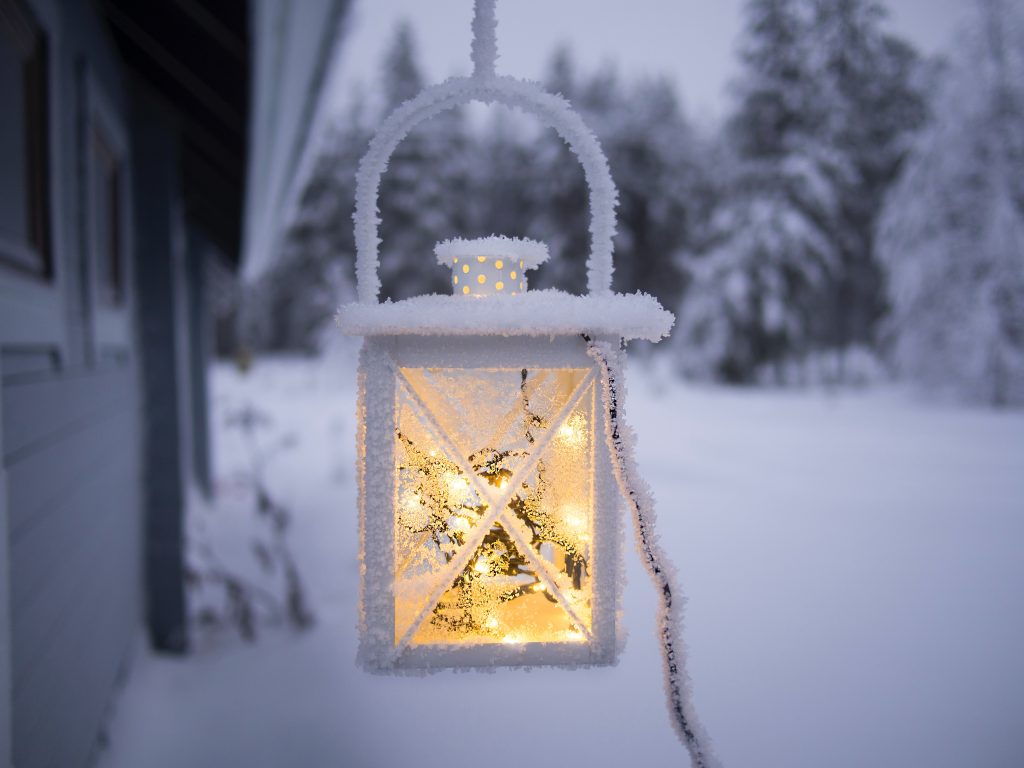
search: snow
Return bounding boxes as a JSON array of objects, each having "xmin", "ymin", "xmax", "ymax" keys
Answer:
[
  {"xmin": 97, "ymin": 352, "xmax": 1024, "ymax": 768},
  {"xmin": 336, "ymin": 289, "xmax": 674, "ymax": 342},
  {"xmin": 434, "ymin": 235, "xmax": 549, "ymax": 268}
]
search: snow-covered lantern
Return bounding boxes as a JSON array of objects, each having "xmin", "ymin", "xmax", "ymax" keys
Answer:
[{"xmin": 338, "ymin": 1, "xmax": 673, "ymax": 672}]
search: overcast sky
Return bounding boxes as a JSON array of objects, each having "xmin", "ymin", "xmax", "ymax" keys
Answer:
[{"xmin": 328, "ymin": 0, "xmax": 969, "ymax": 124}]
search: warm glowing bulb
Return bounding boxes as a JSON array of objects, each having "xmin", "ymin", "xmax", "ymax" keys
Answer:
[
  {"xmin": 531, "ymin": 582, "xmax": 546, "ymax": 592},
  {"xmin": 501, "ymin": 634, "xmax": 521, "ymax": 645},
  {"xmin": 473, "ymin": 558, "xmax": 489, "ymax": 575},
  {"xmin": 485, "ymin": 617, "xmax": 499, "ymax": 629},
  {"xmin": 556, "ymin": 419, "xmax": 586, "ymax": 447},
  {"xmin": 447, "ymin": 473, "xmax": 470, "ymax": 496},
  {"xmin": 565, "ymin": 629, "xmax": 585, "ymax": 642},
  {"xmin": 564, "ymin": 513, "xmax": 586, "ymax": 530}
]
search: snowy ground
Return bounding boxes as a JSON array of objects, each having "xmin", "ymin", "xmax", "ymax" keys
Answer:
[{"xmin": 98, "ymin": 348, "xmax": 1024, "ymax": 768}]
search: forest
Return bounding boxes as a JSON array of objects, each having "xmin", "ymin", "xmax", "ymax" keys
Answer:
[{"xmin": 230, "ymin": 0, "xmax": 1024, "ymax": 406}]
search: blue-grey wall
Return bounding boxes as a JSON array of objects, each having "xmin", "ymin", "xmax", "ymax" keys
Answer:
[
  {"xmin": 2, "ymin": 358, "xmax": 141, "ymax": 768},
  {"xmin": 0, "ymin": 0, "xmax": 194, "ymax": 765}
]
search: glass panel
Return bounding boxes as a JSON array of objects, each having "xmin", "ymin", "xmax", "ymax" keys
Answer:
[
  {"xmin": 410, "ymin": 521, "xmax": 583, "ymax": 646},
  {"xmin": 393, "ymin": 389, "xmax": 491, "ymax": 641},
  {"xmin": 395, "ymin": 367, "xmax": 594, "ymax": 647}
]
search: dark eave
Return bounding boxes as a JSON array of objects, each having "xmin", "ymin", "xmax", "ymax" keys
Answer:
[{"xmin": 97, "ymin": 0, "xmax": 250, "ymax": 261}]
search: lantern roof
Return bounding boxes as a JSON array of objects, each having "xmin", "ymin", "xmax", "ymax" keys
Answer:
[
  {"xmin": 435, "ymin": 236, "xmax": 549, "ymax": 268},
  {"xmin": 336, "ymin": 290, "xmax": 674, "ymax": 342}
]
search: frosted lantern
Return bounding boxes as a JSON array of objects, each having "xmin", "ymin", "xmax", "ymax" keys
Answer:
[
  {"xmin": 338, "ymin": 12, "xmax": 674, "ymax": 670},
  {"xmin": 354, "ymin": 240, "xmax": 632, "ymax": 668}
]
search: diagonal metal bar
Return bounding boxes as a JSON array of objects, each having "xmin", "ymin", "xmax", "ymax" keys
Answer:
[
  {"xmin": 496, "ymin": 507, "xmax": 594, "ymax": 641},
  {"xmin": 390, "ymin": 365, "xmax": 597, "ymax": 657}
]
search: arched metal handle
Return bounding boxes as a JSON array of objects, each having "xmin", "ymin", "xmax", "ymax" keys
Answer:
[{"xmin": 353, "ymin": 74, "xmax": 619, "ymax": 303}]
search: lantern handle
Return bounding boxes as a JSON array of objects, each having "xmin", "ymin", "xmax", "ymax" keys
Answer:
[{"xmin": 353, "ymin": 74, "xmax": 618, "ymax": 303}]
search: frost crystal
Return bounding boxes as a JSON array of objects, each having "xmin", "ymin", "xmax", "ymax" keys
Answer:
[{"xmin": 434, "ymin": 235, "xmax": 549, "ymax": 268}]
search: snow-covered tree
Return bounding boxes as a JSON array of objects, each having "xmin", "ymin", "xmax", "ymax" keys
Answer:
[
  {"xmin": 808, "ymin": 0, "xmax": 926, "ymax": 352},
  {"xmin": 878, "ymin": 0, "xmax": 1024, "ymax": 405},
  {"xmin": 676, "ymin": 0, "xmax": 837, "ymax": 381},
  {"xmin": 677, "ymin": 0, "xmax": 925, "ymax": 382}
]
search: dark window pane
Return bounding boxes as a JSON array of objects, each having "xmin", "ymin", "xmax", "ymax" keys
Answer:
[
  {"xmin": 0, "ymin": 13, "xmax": 28, "ymax": 244},
  {"xmin": 0, "ymin": 0, "xmax": 49, "ymax": 276}
]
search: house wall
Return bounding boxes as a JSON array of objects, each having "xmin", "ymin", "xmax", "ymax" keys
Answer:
[{"xmin": 1, "ymin": 0, "xmax": 145, "ymax": 765}]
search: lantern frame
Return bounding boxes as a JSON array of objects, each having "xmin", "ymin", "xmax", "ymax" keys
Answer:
[
  {"xmin": 339, "ymin": 0, "xmax": 672, "ymax": 672},
  {"xmin": 358, "ymin": 334, "xmax": 624, "ymax": 670}
]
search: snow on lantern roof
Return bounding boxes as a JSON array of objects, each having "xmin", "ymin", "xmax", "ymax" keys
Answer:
[
  {"xmin": 434, "ymin": 236, "xmax": 550, "ymax": 268},
  {"xmin": 335, "ymin": 289, "xmax": 674, "ymax": 342}
]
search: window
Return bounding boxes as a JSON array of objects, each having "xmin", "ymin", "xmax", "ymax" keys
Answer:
[
  {"xmin": 0, "ymin": 0, "xmax": 50, "ymax": 276},
  {"xmin": 93, "ymin": 127, "xmax": 123, "ymax": 305}
]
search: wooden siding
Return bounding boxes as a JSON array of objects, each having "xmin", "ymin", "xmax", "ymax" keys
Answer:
[{"xmin": 3, "ymin": 360, "xmax": 141, "ymax": 768}]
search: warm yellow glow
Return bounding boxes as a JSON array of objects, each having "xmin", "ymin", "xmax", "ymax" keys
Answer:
[
  {"xmin": 462, "ymin": 264, "xmax": 470, "ymax": 273},
  {"xmin": 477, "ymin": 255, "xmax": 486, "ymax": 262},
  {"xmin": 393, "ymin": 366, "xmax": 596, "ymax": 649},
  {"xmin": 495, "ymin": 281, "xmax": 504, "ymax": 291},
  {"xmin": 495, "ymin": 260, "xmax": 504, "ymax": 269},
  {"xmin": 519, "ymin": 260, "xmax": 524, "ymax": 268},
  {"xmin": 453, "ymin": 275, "xmax": 459, "ymax": 285},
  {"xmin": 446, "ymin": 473, "xmax": 470, "ymax": 496},
  {"xmin": 564, "ymin": 511, "xmax": 586, "ymax": 531},
  {"xmin": 477, "ymin": 274, "xmax": 486, "ymax": 284},
  {"xmin": 519, "ymin": 281, "xmax": 525, "ymax": 291},
  {"xmin": 510, "ymin": 271, "xmax": 517, "ymax": 279},
  {"xmin": 462, "ymin": 286, "xmax": 470, "ymax": 294},
  {"xmin": 453, "ymin": 257, "xmax": 459, "ymax": 263}
]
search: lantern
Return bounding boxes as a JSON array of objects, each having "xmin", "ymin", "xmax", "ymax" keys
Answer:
[{"xmin": 338, "ymin": 2, "xmax": 673, "ymax": 672}]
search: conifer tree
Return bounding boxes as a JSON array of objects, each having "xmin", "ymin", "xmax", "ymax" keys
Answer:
[{"xmin": 878, "ymin": 0, "xmax": 1024, "ymax": 405}]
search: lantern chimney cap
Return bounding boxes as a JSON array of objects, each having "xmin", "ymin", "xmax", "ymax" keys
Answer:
[{"xmin": 434, "ymin": 236, "xmax": 549, "ymax": 269}]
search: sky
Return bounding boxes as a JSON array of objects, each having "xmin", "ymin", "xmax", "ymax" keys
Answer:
[{"xmin": 327, "ymin": 0, "xmax": 970, "ymax": 125}]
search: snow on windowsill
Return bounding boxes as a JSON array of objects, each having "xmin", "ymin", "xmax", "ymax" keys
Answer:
[{"xmin": 336, "ymin": 290, "xmax": 675, "ymax": 342}]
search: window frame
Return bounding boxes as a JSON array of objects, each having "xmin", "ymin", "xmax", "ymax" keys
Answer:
[
  {"xmin": 0, "ymin": 0, "xmax": 51, "ymax": 278},
  {"xmin": 0, "ymin": 0, "xmax": 67, "ymax": 356},
  {"xmin": 84, "ymin": 70, "xmax": 133, "ymax": 354}
]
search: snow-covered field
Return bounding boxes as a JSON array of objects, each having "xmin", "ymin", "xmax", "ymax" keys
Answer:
[{"xmin": 98, "ymin": 350, "xmax": 1024, "ymax": 768}]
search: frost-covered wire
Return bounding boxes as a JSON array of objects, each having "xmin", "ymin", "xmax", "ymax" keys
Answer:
[
  {"xmin": 470, "ymin": 0, "xmax": 498, "ymax": 79},
  {"xmin": 584, "ymin": 335, "xmax": 720, "ymax": 768}
]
